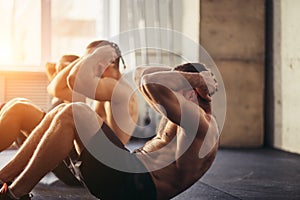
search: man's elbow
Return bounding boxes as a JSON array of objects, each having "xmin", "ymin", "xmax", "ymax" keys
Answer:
[
  {"xmin": 67, "ymin": 73, "xmax": 75, "ymax": 90},
  {"xmin": 47, "ymin": 85, "xmax": 55, "ymax": 97},
  {"xmin": 47, "ymin": 81, "xmax": 62, "ymax": 97},
  {"xmin": 67, "ymin": 73, "xmax": 92, "ymax": 97},
  {"xmin": 141, "ymin": 74, "xmax": 159, "ymax": 91},
  {"xmin": 47, "ymin": 85, "xmax": 63, "ymax": 100},
  {"xmin": 141, "ymin": 74, "xmax": 152, "ymax": 85}
]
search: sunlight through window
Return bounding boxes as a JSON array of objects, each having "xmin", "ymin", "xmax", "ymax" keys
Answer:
[
  {"xmin": 0, "ymin": 0, "xmax": 41, "ymax": 70},
  {"xmin": 0, "ymin": 0, "xmax": 104, "ymax": 71},
  {"xmin": 0, "ymin": 41, "xmax": 12, "ymax": 64}
]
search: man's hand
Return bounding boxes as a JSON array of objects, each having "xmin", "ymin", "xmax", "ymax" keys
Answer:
[
  {"xmin": 198, "ymin": 70, "xmax": 218, "ymax": 97},
  {"xmin": 69, "ymin": 45, "xmax": 118, "ymax": 80},
  {"xmin": 179, "ymin": 70, "xmax": 218, "ymax": 102},
  {"xmin": 67, "ymin": 45, "xmax": 118, "ymax": 100},
  {"xmin": 89, "ymin": 45, "xmax": 118, "ymax": 75}
]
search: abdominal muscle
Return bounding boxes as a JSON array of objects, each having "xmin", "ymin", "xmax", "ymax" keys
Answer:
[{"xmin": 136, "ymin": 124, "xmax": 218, "ymax": 200}]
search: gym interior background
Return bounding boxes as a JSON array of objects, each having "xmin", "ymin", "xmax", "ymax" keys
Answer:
[{"xmin": 0, "ymin": 0, "xmax": 299, "ymax": 154}]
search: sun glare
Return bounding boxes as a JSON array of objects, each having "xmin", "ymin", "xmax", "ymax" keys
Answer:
[{"xmin": 0, "ymin": 42, "xmax": 12, "ymax": 64}]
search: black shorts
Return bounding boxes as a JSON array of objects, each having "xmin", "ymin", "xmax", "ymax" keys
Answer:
[{"xmin": 70, "ymin": 123, "xmax": 157, "ymax": 200}]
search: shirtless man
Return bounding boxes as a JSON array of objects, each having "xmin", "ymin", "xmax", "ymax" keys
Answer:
[
  {"xmin": 0, "ymin": 40, "xmax": 137, "ymax": 186},
  {"xmin": 47, "ymin": 40, "xmax": 138, "ymax": 144},
  {"xmin": 0, "ymin": 39, "xmax": 136, "ymax": 152},
  {"xmin": 0, "ymin": 45, "xmax": 218, "ymax": 200},
  {"xmin": 134, "ymin": 63, "xmax": 219, "ymax": 199}
]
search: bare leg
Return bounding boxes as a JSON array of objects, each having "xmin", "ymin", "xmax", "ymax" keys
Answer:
[
  {"xmin": 0, "ymin": 98, "xmax": 45, "ymax": 151},
  {"xmin": 9, "ymin": 103, "xmax": 102, "ymax": 197},
  {"xmin": 0, "ymin": 103, "xmax": 66, "ymax": 182}
]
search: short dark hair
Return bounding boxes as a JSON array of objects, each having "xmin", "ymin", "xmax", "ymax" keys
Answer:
[{"xmin": 174, "ymin": 62, "xmax": 208, "ymax": 73}]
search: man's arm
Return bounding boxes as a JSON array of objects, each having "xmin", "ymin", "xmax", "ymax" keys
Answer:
[
  {"xmin": 67, "ymin": 45, "xmax": 129, "ymax": 103},
  {"xmin": 134, "ymin": 66, "xmax": 172, "ymax": 89},
  {"xmin": 45, "ymin": 62, "xmax": 57, "ymax": 81},
  {"xmin": 140, "ymin": 70, "xmax": 216, "ymax": 134},
  {"xmin": 47, "ymin": 58, "xmax": 85, "ymax": 102},
  {"xmin": 142, "ymin": 71, "xmax": 217, "ymax": 101}
]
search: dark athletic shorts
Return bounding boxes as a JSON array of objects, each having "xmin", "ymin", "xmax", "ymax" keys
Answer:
[{"xmin": 69, "ymin": 123, "xmax": 157, "ymax": 200}]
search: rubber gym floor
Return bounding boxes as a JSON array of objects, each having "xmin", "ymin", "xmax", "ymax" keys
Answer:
[{"xmin": 1, "ymin": 146, "xmax": 299, "ymax": 199}]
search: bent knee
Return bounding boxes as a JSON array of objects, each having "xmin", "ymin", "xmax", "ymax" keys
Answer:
[
  {"xmin": 1, "ymin": 98, "xmax": 31, "ymax": 112},
  {"xmin": 54, "ymin": 103, "xmax": 97, "ymax": 126},
  {"xmin": 54, "ymin": 105, "xmax": 75, "ymax": 126},
  {"xmin": 67, "ymin": 102, "xmax": 99, "ymax": 123},
  {"xmin": 56, "ymin": 103, "xmax": 90, "ymax": 119},
  {"xmin": 51, "ymin": 102, "xmax": 68, "ymax": 112},
  {"xmin": 9, "ymin": 97, "xmax": 30, "ymax": 103},
  {"xmin": 1, "ymin": 100, "xmax": 45, "ymax": 129},
  {"xmin": 7, "ymin": 101, "xmax": 34, "ymax": 114},
  {"xmin": 62, "ymin": 102, "xmax": 91, "ymax": 113}
]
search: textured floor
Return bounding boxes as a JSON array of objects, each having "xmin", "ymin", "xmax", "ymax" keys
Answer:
[{"xmin": 1, "ymin": 147, "xmax": 300, "ymax": 199}]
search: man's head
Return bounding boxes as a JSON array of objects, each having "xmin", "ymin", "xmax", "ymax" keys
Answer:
[
  {"xmin": 85, "ymin": 40, "xmax": 123, "ymax": 69},
  {"xmin": 174, "ymin": 62, "xmax": 217, "ymax": 104},
  {"xmin": 85, "ymin": 40, "xmax": 125, "ymax": 79}
]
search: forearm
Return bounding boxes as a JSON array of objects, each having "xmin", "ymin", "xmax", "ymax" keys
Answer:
[
  {"xmin": 68, "ymin": 64, "xmax": 116, "ymax": 102},
  {"xmin": 67, "ymin": 54, "xmax": 100, "ymax": 98},
  {"xmin": 135, "ymin": 66, "xmax": 172, "ymax": 89},
  {"xmin": 48, "ymin": 64, "xmax": 71, "ymax": 99},
  {"xmin": 141, "ymin": 73, "xmax": 209, "ymax": 128},
  {"xmin": 142, "ymin": 71, "xmax": 187, "ymax": 92},
  {"xmin": 48, "ymin": 59, "xmax": 85, "ymax": 101}
]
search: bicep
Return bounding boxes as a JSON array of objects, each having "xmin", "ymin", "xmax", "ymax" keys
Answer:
[
  {"xmin": 141, "ymin": 83, "xmax": 209, "ymax": 134},
  {"xmin": 141, "ymin": 83, "xmax": 182, "ymax": 124}
]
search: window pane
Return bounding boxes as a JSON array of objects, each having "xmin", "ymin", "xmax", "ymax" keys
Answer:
[
  {"xmin": 0, "ymin": 0, "xmax": 41, "ymax": 68},
  {"xmin": 51, "ymin": 0, "xmax": 103, "ymax": 59}
]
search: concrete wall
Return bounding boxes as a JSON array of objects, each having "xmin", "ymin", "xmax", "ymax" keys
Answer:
[
  {"xmin": 272, "ymin": 0, "xmax": 300, "ymax": 154},
  {"xmin": 200, "ymin": 0, "xmax": 266, "ymax": 147}
]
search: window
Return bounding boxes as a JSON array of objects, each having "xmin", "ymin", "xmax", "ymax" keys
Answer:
[
  {"xmin": 0, "ymin": 0, "xmax": 41, "ymax": 70},
  {"xmin": 50, "ymin": 0, "xmax": 104, "ymax": 60},
  {"xmin": 0, "ymin": 0, "xmax": 119, "ymax": 110},
  {"xmin": 0, "ymin": 0, "xmax": 118, "ymax": 71}
]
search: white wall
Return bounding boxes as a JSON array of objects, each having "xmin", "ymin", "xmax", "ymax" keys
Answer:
[{"xmin": 273, "ymin": 0, "xmax": 300, "ymax": 154}]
